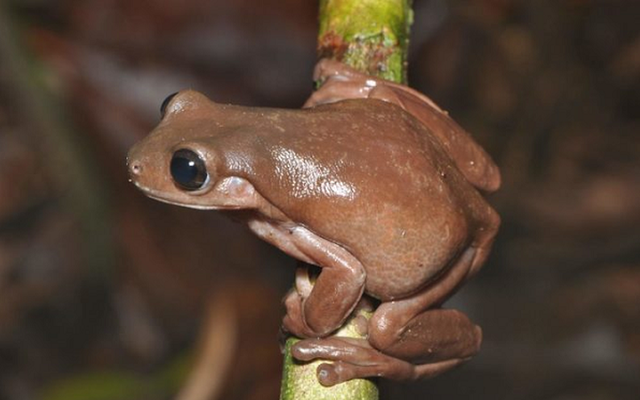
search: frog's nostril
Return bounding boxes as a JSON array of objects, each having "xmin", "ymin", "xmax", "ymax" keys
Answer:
[{"xmin": 129, "ymin": 160, "xmax": 142, "ymax": 176}]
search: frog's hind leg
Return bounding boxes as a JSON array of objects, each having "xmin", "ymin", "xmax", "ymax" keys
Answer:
[
  {"xmin": 360, "ymin": 211, "xmax": 499, "ymax": 372},
  {"xmin": 291, "ymin": 208, "xmax": 499, "ymax": 385},
  {"xmin": 291, "ymin": 305, "xmax": 479, "ymax": 385},
  {"xmin": 291, "ymin": 244, "xmax": 489, "ymax": 385},
  {"xmin": 292, "ymin": 336, "xmax": 468, "ymax": 386}
]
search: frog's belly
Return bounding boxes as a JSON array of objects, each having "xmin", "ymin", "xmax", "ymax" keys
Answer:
[
  {"xmin": 363, "ymin": 262, "xmax": 447, "ymax": 301},
  {"xmin": 355, "ymin": 215, "xmax": 470, "ymax": 301},
  {"xmin": 361, "ymin": 238, "xmax": 468, "ymax": 301}
]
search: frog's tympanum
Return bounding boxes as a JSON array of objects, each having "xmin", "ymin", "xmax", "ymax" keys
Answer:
[{"xmin": 128, "ymin": 59, "xmax": 500, "ymax": 386}]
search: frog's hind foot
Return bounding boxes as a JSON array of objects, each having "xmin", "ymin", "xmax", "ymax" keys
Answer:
[{"xmin": 291, "ymin": 337, "xmax": 467, "ymax": 386}]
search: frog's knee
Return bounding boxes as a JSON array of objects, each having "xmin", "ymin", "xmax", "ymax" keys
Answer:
[{"xmin": 367, "ymin": 311, "xmax": 402, "ymax": 352}]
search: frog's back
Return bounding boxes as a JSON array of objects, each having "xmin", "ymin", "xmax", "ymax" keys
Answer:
[{"xmin": 242, "ymin": 99, "xmax": 494, "ymax": 299}]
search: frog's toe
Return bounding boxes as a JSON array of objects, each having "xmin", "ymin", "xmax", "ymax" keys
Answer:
[
  {"xmin": 282, "ymin": 290, "xmax": 316, "ymax": 338},
  {"xmin": 291, "ymin": 337, "xmax": 367, "ymax": 362},
  {"xmin": 316, "ymin": 360, "xmax": 408, "ymax": 386},
  {"xmin": 316, "ymin": 361, "xmax": 363, "ymax": 386}
]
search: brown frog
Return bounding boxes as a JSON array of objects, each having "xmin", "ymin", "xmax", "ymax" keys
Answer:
[{"xmin": 127, "ymin": 59, "xmax": 500, "ymax": 386}]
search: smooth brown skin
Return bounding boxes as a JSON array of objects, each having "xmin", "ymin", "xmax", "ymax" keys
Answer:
[{"xmin": 127, "ymin": 60, "xmax": 500, "ymax": 386}]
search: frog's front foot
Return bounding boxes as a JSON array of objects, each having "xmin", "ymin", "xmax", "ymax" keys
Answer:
[
  {"xmin": 291, "ymin": 337, "xmax": 466, "ymax": 386},
  {"xmin": 282, "ymin": 289, "xmax": 318, "ymax": 338}
]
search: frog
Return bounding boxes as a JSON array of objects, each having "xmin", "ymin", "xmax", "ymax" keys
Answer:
[{"xmin": 127, "ymin": 59, "xmax": 501, "ymax": 387}]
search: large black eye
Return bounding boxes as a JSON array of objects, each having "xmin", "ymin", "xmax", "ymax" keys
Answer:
[
  {"xmin": 170, "ymin": 149, "xmax": 208, "ymax": 191},
  {"xmin": 160, "ymin": 92, "xmax": 178, "ymax": 119}
]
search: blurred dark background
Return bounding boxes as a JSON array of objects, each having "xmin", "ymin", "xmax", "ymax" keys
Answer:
[{"xmin": 0, "ymin": 0, "xmax": 638, "ymax": 399}]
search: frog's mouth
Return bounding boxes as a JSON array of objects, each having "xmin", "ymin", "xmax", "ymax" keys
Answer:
[{"xmin": 131, "ymin": 180, "xmax": 243, "ymax": 211}]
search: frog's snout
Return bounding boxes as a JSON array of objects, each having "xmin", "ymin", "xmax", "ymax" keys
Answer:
[
  {"xmin": 126, "ymin": 150, "xmax": 158, "ymax": 194},
  {"xmin": 126, "ymin": 147, "xmax": 143, "ymax": 179},
  {"xmin": 126, "ymin": 144, "xmax": 149, "ymax": 185}
]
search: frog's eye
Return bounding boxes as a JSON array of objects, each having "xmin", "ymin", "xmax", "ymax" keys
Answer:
[
  {"xmin": 160, "ymin": 92, "xmax": 179, "ymax": 119},
  {"xmin": 170, "ymin": 149, "xmax": 208, "ymax": 191}
]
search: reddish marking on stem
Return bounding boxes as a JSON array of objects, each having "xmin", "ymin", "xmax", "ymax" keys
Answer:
[{"xmin": 318, "ymin": 31, "xmax": 349, "ymax": 60}]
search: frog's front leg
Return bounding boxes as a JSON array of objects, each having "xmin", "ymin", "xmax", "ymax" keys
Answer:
[{"xmin": 282, "ymin": 226, "xmax": 366, "ymax": 338}]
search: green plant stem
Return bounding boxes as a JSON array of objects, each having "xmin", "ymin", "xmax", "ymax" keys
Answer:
[
  {"xmin": 318, "ymin": 0, "xmax": 413, "ymax": 83},
  {"xmin": 280, "ymin": 1, "xmax": 413, "ymax": 399},
  {"xmin": 280, "ymin": 307, "xmax": 377, "ymax": 400}
]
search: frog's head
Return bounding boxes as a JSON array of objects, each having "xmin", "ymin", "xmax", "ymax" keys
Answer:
[{"xmin": 127, "ymin": 90, "xmax": 258, "ymax": 210}]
